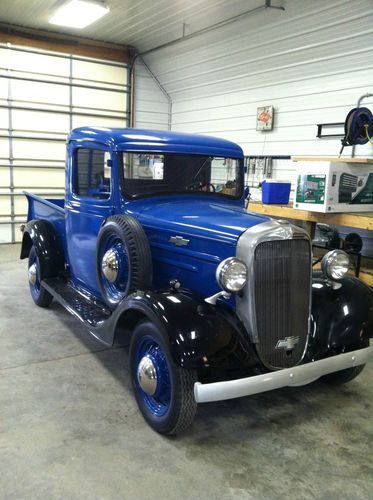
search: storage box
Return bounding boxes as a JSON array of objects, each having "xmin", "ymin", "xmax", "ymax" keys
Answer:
[
  {"xmin": 294, "ymin": 160, "xmax": 373, "ymax": 213},
  {"xmin": 262, "ymin": 180, "xmax": 291, "ymax": 204}
]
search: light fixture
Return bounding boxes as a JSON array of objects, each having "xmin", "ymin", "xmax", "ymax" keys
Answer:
[
  {"xmin": 49, "ymin": 0, "xmax": 110, "ymax": 29},
  {"xmin": 216, "ymin": 257, "xmax": 247, "ymax": 293},
  {"xmin": 321, "ymin": 250, "xmax": 350, "ymax": 281}
]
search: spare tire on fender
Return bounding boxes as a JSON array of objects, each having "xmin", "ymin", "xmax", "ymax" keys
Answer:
[{"xmin": 96, "ymin": 214, "xmax": 152, "ymax": 309}]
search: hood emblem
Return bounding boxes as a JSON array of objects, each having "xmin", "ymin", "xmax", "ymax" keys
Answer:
[
  {"xmin": 275, "ymin": 336, "xmax": 300, "ymax": 351},
  {"xmin": 169, "ymin": 235, "xmax": 190, "ymax": 247}
]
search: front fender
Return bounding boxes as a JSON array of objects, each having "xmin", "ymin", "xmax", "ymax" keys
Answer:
[
  {"xmin": 113, "ymin": 290, "xmax": 251, "ymax": 369},
  {"xmin": 307, "ymin": 271, "xmax": 373, "ymax": 360},
  {"xmin": 20, "ymin": 219, "xmax": 65, "ymax": 276}
]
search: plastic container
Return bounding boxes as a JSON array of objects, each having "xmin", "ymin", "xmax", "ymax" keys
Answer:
[{"xmin": 262, "ymin": 179, "xmax": 291, "ymax": 204}]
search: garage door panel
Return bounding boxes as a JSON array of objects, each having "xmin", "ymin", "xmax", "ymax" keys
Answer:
[
  {"xmin": 11, "ymin": 80, "xmax": 70, "ymax": 105},
  {"xmin": 4, "ymin": 49, "xmax": 70, "ymax": 77},
  {"xmin": 0, "ymin": 166, "xmax": 9, "ymax": 187},
  {"xmin": 0, "ymin": 224, "xmax": 11, "ymax": 243},
  {"xmin": 14, "ymin": 230, "xmax": 23, "ymax": 243},
  {"xmin": 0, "ymin": 138, "xmax": 9, "ymax": 158},
  {"xmin": 13, "ymin": 167, "xmax": 65, "ymax": 188},
  {"xmin": 14, "ymin": 195, "xmax": 30, "ymax": 216},
  {"xmin": 12, "ymin": 139, "xmax": 66, "ymax": 161},
  {"xmin": 72, "ymin": 87, "xmax": 127, "ymax": 111},
  {"xmin": 72, "ymin": 59, "xmax": 127, "ymax": 86},
  {"xmin": 12, "ymin": 110, "xmax": 70, "ymax": 134},
  {"xmin": 0, "ymin": 80, "xmax": 8, "ymax": 99},
  {"xmin": 0, "ymin": 196, "xmax": 11, "ymax": 216},
  {"xmin": 13, "ymin": 218, "xmax": 24, "ymax": 242},
  {"xmin": 72, "ymin": 114, "xmax": 127, "ymax": 129},
  {"xmin": 0, "ymin": 108, "xmax": 9, "ymax": 130}
]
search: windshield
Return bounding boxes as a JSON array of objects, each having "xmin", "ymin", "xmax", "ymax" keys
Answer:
[{"xmin": 120, "ymin": 152, "xmax": 243, "ymax": 199}]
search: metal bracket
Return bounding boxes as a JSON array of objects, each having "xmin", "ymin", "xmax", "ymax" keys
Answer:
[
  {"xmin": 204, "ymin": 290, "xmax": 231, "ymax": 305},
  {"xmin": 316, "ymin": 122, "xmax": 344, "ymax": 139}
]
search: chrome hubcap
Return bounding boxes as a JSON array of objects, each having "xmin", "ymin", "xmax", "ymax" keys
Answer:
[
  {"xmin": 101, "ymin": 248, "xmax": 119, "ymax": 283},
  {"xmin": 28, "ymin": 263, "xmax": 37, "ymax": 285},
  {"xmin": 137, "ymin": 355, "xmax": 158, "ymax": 396}
]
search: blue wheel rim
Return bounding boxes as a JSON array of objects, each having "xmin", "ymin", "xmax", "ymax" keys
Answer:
[
  {"xmin": 134, "ymin": 335, "xmax": 172, "ymax": 417},
  {"xmin": 99, "ymin": 232, "xmax": 130, "ymax": 303},
  {"xmin": 29, "ymin": 251, "xmax": 41, "ymax": 299}
]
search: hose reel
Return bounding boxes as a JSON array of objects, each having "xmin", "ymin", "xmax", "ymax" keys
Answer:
[{"xmin": 340, "ymin": 106, "xmax": 373, "ymax": 155}]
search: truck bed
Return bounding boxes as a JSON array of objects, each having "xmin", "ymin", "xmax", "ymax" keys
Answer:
[{"xmin": 24, "ymin": 192, "xmax": 66, "ymax": 251}]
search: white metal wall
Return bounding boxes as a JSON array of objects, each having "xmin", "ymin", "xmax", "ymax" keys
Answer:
[
  {"xmin": 133, "ymin": 60, "xmax": 170, "ymax": 130},
  {"xmin": 0, "ymin": 44, "xmax": 129, "ymax": 244},
  {"xmin": 143, "ymin": 0, "xmax": 373, "ymax": 182}
]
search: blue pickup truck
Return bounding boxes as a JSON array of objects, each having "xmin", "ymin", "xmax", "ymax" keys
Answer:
[{"xmin": 21, "ymin": 127, "xmax": 373, "ymax": 435}]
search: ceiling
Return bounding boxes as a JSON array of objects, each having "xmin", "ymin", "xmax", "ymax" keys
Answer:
[{"xmin": 0, "ymin": 0, "xmax": 266, "ymax": 53}]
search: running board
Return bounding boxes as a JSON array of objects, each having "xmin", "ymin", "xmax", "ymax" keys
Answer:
[{"xmin": 42, "ymin": 277, "xmax": 112, "ymax": 331}]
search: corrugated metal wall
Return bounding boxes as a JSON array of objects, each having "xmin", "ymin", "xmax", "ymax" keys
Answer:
[
  {"xmin": 143, "ymin": 0, "xmax": 373, "ymax": 167},
  {"xmin": 133, "ymin": 60, "xmax": 170, "ymax": 130},
  {"xmin": 139, "ymin": 0, "xmax": 373, "ymax": 254}
]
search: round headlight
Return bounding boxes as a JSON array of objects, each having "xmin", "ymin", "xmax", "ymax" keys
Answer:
[
  {"xmin": 216, "ymin": 257, "xmax": 247, "ymax": 293},
  {"xmin": 321, "ymin": 249, "xmax": 349, "ymax": 281}
]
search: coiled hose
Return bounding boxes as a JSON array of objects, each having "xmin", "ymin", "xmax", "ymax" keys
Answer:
[{"xmin": 340, "ymin": 107, "xmax": 373, "ymax": 155}]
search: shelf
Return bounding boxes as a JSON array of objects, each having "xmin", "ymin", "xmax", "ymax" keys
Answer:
[{"xmin": 292, "ymin": 156, "xmax": 373, "ymax": 164}]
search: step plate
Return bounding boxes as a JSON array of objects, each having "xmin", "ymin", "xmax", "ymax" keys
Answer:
[{"xmin": 43, "ymin": 277, "xmax": 111, "ymax": 328}]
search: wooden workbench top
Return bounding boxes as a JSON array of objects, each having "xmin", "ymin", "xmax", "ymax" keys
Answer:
[
  {"xmin": 248, "ymin": 202, "xmax": 373, "ymax": 231},
  {"xmin": 292, "ymin": 156, "xmax": 373, "ymax": 164}
]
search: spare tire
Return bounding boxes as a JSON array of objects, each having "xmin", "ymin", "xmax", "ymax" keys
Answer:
[{"xmin": 96, "ymin": 215, "xmax": 152, "ymax": 309}]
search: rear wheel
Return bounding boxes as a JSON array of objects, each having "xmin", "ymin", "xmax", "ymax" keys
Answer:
[
  {"xmin": 28, "ymin": 246, "xmax": 53, "ymax": 307},
  {"xmin": 130, "ymin": 321, "xmax": 197, "ymax": 435}
]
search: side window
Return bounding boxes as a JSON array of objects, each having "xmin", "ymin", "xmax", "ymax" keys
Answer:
[{"xmin": 74, "ymin": 148, "xmax": 111, "ymax": 199}]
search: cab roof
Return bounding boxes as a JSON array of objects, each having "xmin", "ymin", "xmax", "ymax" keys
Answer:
[{"xmin": 68, "ymin": 127, "xmax": 243, "ymax": 158}]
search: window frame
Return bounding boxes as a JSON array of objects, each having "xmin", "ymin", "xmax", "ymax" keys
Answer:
[{"xmin": 71, "ymin": 145, "xmax": 112, "ymax": 202}]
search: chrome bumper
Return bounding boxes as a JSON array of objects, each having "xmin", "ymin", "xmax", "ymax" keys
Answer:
[{"xmin": 194, "ymin": 345, "xmax": 373, "ymax": 403}]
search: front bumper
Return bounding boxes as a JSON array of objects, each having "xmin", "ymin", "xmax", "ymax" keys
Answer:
[{"xmin": 194, "ymin": 345, "xmax": 373, "ymax": 403}]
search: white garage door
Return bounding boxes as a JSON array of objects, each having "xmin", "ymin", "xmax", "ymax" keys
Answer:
[{"xmin": 0, "ymin": 43, "xmax": 129, "ymax": 244}]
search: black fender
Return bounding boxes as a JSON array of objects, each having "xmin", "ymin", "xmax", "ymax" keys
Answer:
[
  {"xmin": 20, "ymin": 219, "xmax": 65, "ymax": 277},
  {"xmin": 307, "ymin": 271, "xmax": 373, "ymax": 360},
  {"xmin": 112, "ymin": 289, "xmax": 254, "ymax": 369}
]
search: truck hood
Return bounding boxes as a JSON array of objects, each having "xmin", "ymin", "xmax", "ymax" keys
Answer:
[{"xmin": 128, "ymin": 197, "xmax": 269, "ymax": 244}]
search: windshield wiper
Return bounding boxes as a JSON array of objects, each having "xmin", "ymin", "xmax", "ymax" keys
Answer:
[{"xmin": 193, "ymin": 156, "xmax": 212, "ymax": 181}]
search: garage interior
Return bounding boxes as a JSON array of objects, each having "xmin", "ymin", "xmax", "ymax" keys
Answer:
[{"xmin": 0, "ymin": 0, "xmax": 372, "ymax": 498}]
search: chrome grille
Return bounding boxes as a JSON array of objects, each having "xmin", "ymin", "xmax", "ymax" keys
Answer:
[{"xmin": 253, "ymin": 239, "xmax": 311, "ymax": 369}]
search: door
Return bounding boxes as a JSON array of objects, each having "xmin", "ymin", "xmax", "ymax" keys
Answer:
[{"xmin": 65, "ymin": 142, "xmax": 114, "ymax": 297}]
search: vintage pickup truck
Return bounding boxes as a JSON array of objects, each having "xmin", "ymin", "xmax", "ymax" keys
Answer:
[{"xmin": 21, "ymin": 127, "xmax": 373, "ymax": 435}]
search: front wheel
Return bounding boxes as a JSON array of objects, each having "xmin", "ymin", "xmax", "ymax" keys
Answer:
[
  {"xmin": 320, "ymin": 364, "xmax": 365, "ymax": 385},
  {"xmin": 320, "ymin": 341, "xmax": 368, "ymax": 385},
  {"xmin": 129, "ymin": 321, "xmax": 197, "ymax": 435}
]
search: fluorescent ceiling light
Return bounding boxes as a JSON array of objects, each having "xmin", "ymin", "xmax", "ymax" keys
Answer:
[{"xmin": 49, "ymin": 0, "xmax": 110, "ymax": 29}]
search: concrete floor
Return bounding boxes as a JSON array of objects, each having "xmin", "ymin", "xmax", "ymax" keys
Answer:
[{"xmin": 0, "ymin": 243, "xmax": 372, "ymax": 500}]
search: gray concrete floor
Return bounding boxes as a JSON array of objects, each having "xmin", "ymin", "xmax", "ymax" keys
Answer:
[{"xmin": 0, "ymin": 243, "xmax": 372, "ymax": 500}]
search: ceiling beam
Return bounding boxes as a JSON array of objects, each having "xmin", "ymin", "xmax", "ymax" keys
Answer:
[{"xmin": 0, "ymin": 22, "xmax": 130, "ymax": 63}]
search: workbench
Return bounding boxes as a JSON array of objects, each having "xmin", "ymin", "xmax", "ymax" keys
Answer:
[{"xmin": 248, "ymin": 202, "xmax": 373, "ymax": 238}]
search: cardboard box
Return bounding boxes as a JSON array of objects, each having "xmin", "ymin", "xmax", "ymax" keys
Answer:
[{"xmin": 294, "ymin": 161, "xmax": 373, "ymax": 213}]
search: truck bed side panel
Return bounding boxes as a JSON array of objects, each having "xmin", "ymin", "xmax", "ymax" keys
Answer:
[{"xmin": 25, "ymin": 192, "xmax": 68, "ymax": 261}]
